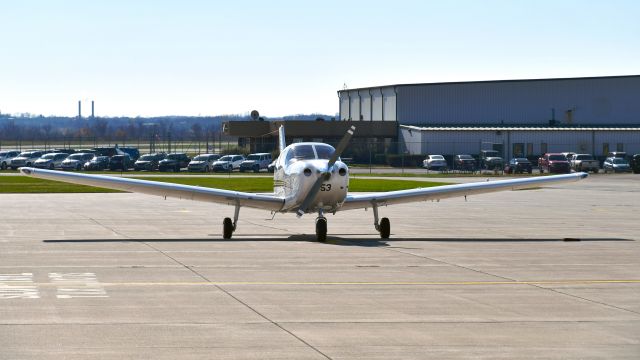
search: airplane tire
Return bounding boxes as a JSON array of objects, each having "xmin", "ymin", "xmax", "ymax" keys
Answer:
[
  {"xmin": 316, "ymin": 218, "xmax": 327, "ymax": 242},
  {"xmin": 379, "ymin": 217, "xmax": 390, "ymax": 239},
  {"xmin": 223, "ymin": 217, "xmax": 234, "ymax": 239}
]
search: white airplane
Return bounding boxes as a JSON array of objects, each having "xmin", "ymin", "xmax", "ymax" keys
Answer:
[{"xmin": 20, "ymin": 125, "xmax": 588, "ymax": 241}]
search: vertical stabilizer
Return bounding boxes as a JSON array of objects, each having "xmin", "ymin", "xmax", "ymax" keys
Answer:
[{"xmin": 278, "ymin": 125, "xmax": 286, "ymax": 152}]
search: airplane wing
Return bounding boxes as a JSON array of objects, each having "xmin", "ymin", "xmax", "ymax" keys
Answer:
[
  {"xmin": 340, "ymin": 172, "xmax": 588, "ymax": 211},
  {"xmin": 19, "ymin": 167, "xmax": 284, "ymax": 212}
]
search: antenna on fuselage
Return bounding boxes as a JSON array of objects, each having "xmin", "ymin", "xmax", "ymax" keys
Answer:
[{"xmin": 278, "ymin": 125, "xmax": 286, "ymax": 152}]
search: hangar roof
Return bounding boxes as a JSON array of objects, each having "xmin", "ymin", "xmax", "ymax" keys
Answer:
[
  {"xmin": 339, "ymin": 75, "xmax": 640, "ymax": 93},
  {"xmin": 400, "ymin": 125, "xmax": 640, "ymax": 131}
]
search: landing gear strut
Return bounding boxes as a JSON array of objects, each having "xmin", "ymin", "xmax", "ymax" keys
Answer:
[
  {"xmin": 316, "ymin": 209, "xmax": 327, "ymax": 242},
  {"xmin": 372, "ymin": 203, "xmax": 390, "ymax": 239},
  {"xmin": 223, "ymin": 201, "xmax": 241, "ymax": 239}
]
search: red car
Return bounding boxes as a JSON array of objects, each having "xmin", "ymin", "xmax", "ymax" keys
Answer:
[{"xmin": 538, "ymin": 153, "xmax": 571, "ymax": 174}]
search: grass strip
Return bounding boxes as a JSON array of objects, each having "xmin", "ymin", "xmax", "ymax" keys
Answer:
[{"xmin": 0, "ymin": 176, "xmax": 449, "ymax": 193}]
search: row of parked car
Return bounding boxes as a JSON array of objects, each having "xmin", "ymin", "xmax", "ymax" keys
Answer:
[
  {"xmin": 421, "ymin": 150, "xmax": 640, "ymax": 174},
  {"xmin": 423, "ymin": 150, "xmax": 508, "ymax": 172},
  {"xmin": 0, "ymin": 148, "xmax": 274, "ymax": 173}
]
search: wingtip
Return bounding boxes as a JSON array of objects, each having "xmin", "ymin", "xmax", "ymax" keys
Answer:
[{"xmin": 579, "ymin": 172, "xmax": 589, "ymax": 179}]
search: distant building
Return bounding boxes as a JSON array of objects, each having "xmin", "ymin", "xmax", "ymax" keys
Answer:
[
  {"xmin": 338, "ymin": 75, "xmax": 640, "ymax": 157},
  {"xmin": 223, "ymin": 120, "xmax": 397, "ymax": 154}
]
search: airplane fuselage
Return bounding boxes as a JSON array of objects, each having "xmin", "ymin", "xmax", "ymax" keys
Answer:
[{"xmin": 273, "ymin": 142, "xmax": 349, "ymax": 214}]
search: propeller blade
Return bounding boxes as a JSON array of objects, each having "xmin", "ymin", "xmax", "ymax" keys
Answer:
[
  {"xmin": 296, "ymin": 125, "xmax": 356, "ymax": 218},
  {"xmin": 296, "ymin": 176, "xmax": 324, "ymax": 217},
  {"xmin": 327, "ymin": 125, "xmax": 356, "ymax": 169}
]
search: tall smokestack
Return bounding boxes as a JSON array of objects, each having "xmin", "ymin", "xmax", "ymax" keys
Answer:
[
  {"xmin": 91, "ymin": 100, "xmax": 95, "ymax": 119},
  {"xmin": 78, "ymin": 100, "xmax": 82, "ymax": 119}
]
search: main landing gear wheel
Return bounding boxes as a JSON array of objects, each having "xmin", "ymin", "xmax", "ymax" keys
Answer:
[
  {"xmin": 372, "ymin": 204, "xmax": 391, "ymax": 239},
  {"xmin": 379, "ymin": 217, "xmax": 390, "ymax": 239},
  {"xmin": 316, "ymin": 217, "xmax": 327, "ymax": 242},
  {"xmin": 223, "ymin": 217, "xmax": 234, "ymax": 239}
]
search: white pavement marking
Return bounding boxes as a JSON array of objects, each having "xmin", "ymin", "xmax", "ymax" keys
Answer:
[
  {"xmin": 0, "ymin": 273, "xmax": 39, "ymax": 299},
  {"xmin": 48, "ymin": 272, "xmax": 108, "ymax": 299}
]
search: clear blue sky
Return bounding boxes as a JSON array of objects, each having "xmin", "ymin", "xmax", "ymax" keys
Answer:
[{"xmin": 1, "ymin": 0, "xmax": 638, "ymax": 117}]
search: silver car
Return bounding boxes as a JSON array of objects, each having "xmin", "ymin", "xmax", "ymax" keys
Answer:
[
  {"xmin": 34, "ymin": 153, "xmax": 69, "ymax": 170},
  {"xmin": 603, "ymin": 157, "xmax": 631, "ymax": 173},
  {"xmin": 240, "ymin": 153, "xmax": 272, "ymax": 172},
  {"xmin": 188, "ymin": 154, "xmax": 220, "ymax": 172},
  {"xmin": 423, "ymin": 154, "xmax": 448, "ymax": 170},
  {"xmin": 212, "ymin": 155, "xmax": 245, "ymax": 172},
  {"xmin": 0, "ymin": 150, "xmax": 21, "ymax": 170},
  {"xmin": 10, "ymin": 151, "xmax": 45, "ymax": 170},
  {"xmin": 61, "ymin": 153, "xmax": 94, "ymax": 171}
]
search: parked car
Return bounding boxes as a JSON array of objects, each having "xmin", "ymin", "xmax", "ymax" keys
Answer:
[
  {"xmin": 538, "ymin": 153, "xmax": 571, "ymax": 174},
  {"xmin": 188, "ymin": 154, "xmax": 220, "ymax": 172},
  {"xmin": 631, "ymin": 154, "xmax": 640, "ymax": 174},
  {"xmin": 561, "ymin": 152, "xmax": 576, "ymax": 161},
  {"xmin": 93, "ymin": 147, "xmax": 120, "ymax": 158},
  {"xmin": 504, "ymin": 158, "xmax": 533, "ymax": 174},
  {"xmin": 108, "ymin": 154, "xmax": 133, "ymax": 171},
  {"xmin": 34, "ymin": 153, "xmax": 69, "ymax": 169},
  {"xmin": 10, "ymin": 151, "xmax": 44, "ymax": 170},
  {"xmin": 603, "ymin": 157, "xmax": 631, "ymax": 173},
  {"xmin": 454, "ymin": 154, "xmax": 476, "ymax": 171},
  {"xmin": 76, "ymin": 149, "xmax": 96, "ymax": 155},
  {"xmin": 213, "ymin": 155, "xmax": 245, "ymax": 172},
  {"xmin": 607, "ymin": 151, "xmax": 627, "ymax": 159},
  {"xmin": 84, "ymin": 156, "xmax": 110, "ymax": 171},
  {"xmin": 60, "ymin": 153, "xmax": 94, "ymax": 171},
  {"xmin": 240, "ymin": 153, "xmax": 272, "ymax": 172},
  {"xmin": 422, "ymin": 154, "xmax": 448, "ymax": 170},
  {"xmin": 0, "ymin": 150, "xmax": 21, "ymax": 170},
  {"xmin": 158, "ymin": 153, "xmax": 191, "ymax": 172},
  {"xmin": 570, "ymin": 154, "xmax": 599, "ymax": 173},
  {"xmin": 479, "ymin": 150, "xmax": 504, "ymax": 170},
  {"xmin": 49, "ymin": 148, "xmax": 76, "ymax": 154},
  {"xmin": 134, "ymin": 153, "xmax": 165, "ymax": 171},
  {"xmin": 119, "ymin": 147, "xmax": 140, "ymax": 161}
]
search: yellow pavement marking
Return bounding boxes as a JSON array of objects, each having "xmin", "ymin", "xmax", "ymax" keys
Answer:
[{"xmin": 31, "ymin": 280, "xmax": 640, "ymax": 286}]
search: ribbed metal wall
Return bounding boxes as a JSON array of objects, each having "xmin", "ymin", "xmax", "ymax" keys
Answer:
[
  {"xmin": 339, "ymin": 76, "xmax": 640, "ymax": 125},
  {"xmin": 397, "ymin": 76, "xmax": 640, "ymax": 125}
]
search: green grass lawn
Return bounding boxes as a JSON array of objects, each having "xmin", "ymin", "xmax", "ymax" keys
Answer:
[{"xmin": 0, "ymin": 175, "xmax": 449, "ymax": 193}]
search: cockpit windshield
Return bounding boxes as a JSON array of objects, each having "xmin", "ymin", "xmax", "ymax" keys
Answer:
[
  {"xmin": 288, "ymin": 144, "xmax": 336, "ymax": 162},
  {"xmin": 314, "ymin": 144, "xmax": 335, "ymax": 160},
  {"xmin": 291, "ymin": 145, "xmax": 315, "ymax": 160}
]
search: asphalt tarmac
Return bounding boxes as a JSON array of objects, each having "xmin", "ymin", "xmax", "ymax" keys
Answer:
[{"xmin": 1, "ymin": 174, "xmax": 639, "ymax": 359}]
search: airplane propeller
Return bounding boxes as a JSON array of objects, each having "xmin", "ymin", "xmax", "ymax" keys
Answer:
[{"xmin": 296, "ymin": 125, "xmax": 355, "ymax": 217}]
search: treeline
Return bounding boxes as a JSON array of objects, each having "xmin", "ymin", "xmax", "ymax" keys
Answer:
[{"xmin": 0, "ymin": 113, "xmax": 332, "ymax": 141}]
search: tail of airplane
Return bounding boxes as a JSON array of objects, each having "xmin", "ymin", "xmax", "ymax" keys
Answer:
[{"xmin": 278, "ymin": 125, "xmax": 286, "ymax": 152}]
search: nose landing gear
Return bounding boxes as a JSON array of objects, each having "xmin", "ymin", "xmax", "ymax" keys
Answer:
[{"xmin": 316, "ymin": 209, "xmax": 327, "ymax": 242}]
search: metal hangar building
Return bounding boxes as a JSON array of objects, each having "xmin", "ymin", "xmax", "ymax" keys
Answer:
[{"xmin": 337, "ymin": 75, "xmax": 640, "ymax": 158}]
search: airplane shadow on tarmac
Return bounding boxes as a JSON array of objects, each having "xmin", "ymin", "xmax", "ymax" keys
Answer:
[{"xmin": 43, "ymin": 236, "xmax": 633, "ymax": 247}]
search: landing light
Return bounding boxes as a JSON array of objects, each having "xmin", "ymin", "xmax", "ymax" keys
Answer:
[
  {"xmin": 304, "ymin": 168, "xmax": 312, "ymax": 177},
  {"xmin": 339, "ymin": 167, "xmax": 347, "ymax": 176}
]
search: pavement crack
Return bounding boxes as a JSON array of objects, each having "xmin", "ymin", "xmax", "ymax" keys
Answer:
[
  {"xmin": 215, "ymin": 285, "xmax": 333, "ymax": 360},
  {"xmin": 526, "ymin": 284, "xmax": 640, "ymax": 317},
  {"xmin": 86, "ymin": 217, "xmax": 130, "ymax": 239},
  {"xmin": 138, "ymin": 241, "xmax": 332, "ymax": 359},
  {"xmin": 341, "ymin": 240, "xmax": 640, "ymax": 317}
]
